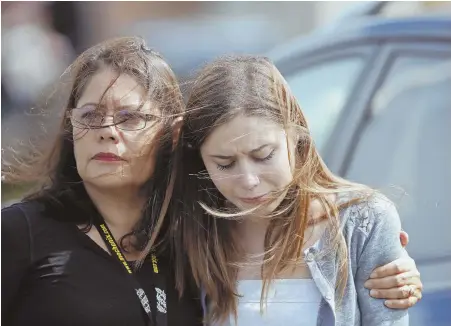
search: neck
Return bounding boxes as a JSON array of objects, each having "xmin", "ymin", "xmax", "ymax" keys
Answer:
[
  {"xmin": 237, "ymin": 217, "xmax": 271, "ymax": 256},
  {"xmin": 84, "ymin": 183, "xmax": 145, "ymax": 240}
]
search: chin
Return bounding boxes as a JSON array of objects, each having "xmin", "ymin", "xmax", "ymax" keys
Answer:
[
  {"xmin": 83, "ymin": 172, "xmax": 135, "ymax": 189},
  {"xmin": 232, "ymin": 201, "xmax": 272, "ymax": 216},
  {"xmin": 246, "ymin": 201, "xmax": 285, "ymax": 217}
]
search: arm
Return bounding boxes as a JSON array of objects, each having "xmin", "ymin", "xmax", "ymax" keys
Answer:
[
  {"xmin": 1, "ymin": 204, "xmax": 32, "ymax": 320},
  {"xmin": 355, "ymin": 198, "xmax": 409, "ymax": 326},
  {"xmin": 364, "ymin": 232, "xmax": 423, "ymax": 309}
]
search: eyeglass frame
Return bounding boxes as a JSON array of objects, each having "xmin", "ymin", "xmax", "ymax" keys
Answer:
[{"xmin": 66, "ymin": 106, "xmax": 162, "ymax": 131}]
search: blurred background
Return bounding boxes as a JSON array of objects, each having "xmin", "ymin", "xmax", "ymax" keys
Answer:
[{"xmin": 1, "ymin": 1, "xmax": 451, "ymax": 325}]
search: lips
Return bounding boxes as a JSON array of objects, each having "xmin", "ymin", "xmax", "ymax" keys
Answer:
[
  {"xmin": 239, "ymin": 194, "xmax": 268, "ymax": 204},
  {"xmin": 92, "ymin": 152, "xmax": 124, "ymax": 162}
]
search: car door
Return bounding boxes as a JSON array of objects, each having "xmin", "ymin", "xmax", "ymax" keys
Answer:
[{"xmin": 339, "ymin": 41, "xmax": 451, "ymax": 326}]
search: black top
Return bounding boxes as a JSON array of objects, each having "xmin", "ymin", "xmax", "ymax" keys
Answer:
[{"xmin": 1, "ymin": 200, "xmax": 203, "ymax": 326}]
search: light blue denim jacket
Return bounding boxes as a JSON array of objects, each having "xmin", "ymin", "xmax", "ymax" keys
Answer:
[{"xmin": 201, "ymin": 192, "xmax": 409, "ymax": 326}]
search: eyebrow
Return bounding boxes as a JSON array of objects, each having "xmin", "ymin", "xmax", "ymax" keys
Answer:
[
  {"xmin": 77, "ymin": 102, "xmax": 145, "ymax": 111},
  {"xmin": 210, "ymin": 144, "xmax": 270, "ymax": 159}
]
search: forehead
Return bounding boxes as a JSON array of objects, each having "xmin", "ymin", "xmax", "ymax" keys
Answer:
[
  {"xmin": 202, "ymin": 115, "xmax": 285, "ymax": 153},
  {"xmin": 77, "ymin": 68, "xmax": 145, "ymax": 107}
]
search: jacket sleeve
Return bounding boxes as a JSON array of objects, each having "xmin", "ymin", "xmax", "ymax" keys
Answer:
[
  {"xmin": 1, "ymin": 204, "xmax": 32, "ymax": 319},
  {"xmin": 354, "ymin": 196, "xmax": 409, "ymax": 326}
]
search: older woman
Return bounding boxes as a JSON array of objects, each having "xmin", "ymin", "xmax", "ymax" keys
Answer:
[{"xmin": 1, "ymin": 37, "xmax": 202, "ymax": 326}]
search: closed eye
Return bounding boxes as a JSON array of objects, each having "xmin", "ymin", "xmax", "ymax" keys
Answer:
[
  {"xmin": 255, "ymin": 149, "xmax": 276, "ymax": 162},
  {"xmin": 216, "ymin": 149, "xmax": 276, "ymax": 170},
  {"xmin": 217, "ymin": 161, "xmax": 235, "ymax": 171}
]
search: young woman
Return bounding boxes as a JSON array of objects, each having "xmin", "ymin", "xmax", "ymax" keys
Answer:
[
  {"xmin": 172, "ymin": 55, "xmax": 422, "ymax": 325},
  {"xmin": 1, "ymin": 37, "xmax": 202, "ymax": 326}
]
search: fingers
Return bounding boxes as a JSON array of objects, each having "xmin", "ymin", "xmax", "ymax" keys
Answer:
[
  {"xmin": 400, "ymin": 230, "xmax": 409, "ymax": 248},
  {"xmin": 366, "ymin": 255, "xmax": 423, "ymax": 311},
  {"xmin": 369, "ymin": 258, "xmax": 415, "ymax": 278},
  {"xmin": 370, "ymin": 284, "xmax": 419, "ymax": 300},
  {"xmin": 370, "ymin": 284, "xmax": 423, "ymax": 309},
  {"xmin": 385, "ymin": 296, "xmax": 419, "ymax": 309},
  {"xmin": 365, "ymin": 270, "xmax": 421, "ymax": 289}
]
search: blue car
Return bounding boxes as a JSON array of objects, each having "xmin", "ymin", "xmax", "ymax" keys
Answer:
[{"xmin": 268, "ymin": 10, "xmax": 451, "ymax": 326}]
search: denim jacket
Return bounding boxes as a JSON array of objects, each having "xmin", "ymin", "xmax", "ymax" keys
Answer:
[{"xmin": 201, "ymin": 192, "xmax": 409, "ymax": 326}]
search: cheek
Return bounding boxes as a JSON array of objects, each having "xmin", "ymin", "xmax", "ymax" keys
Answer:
[
  {"xmin": 72, "ymin": 131, "xmax": 90, "ymax": 169},
  {"xmin": 123, "ymin": 131, "xmax": 147, "ymax": 155},
  {"xmin": 205, "ymin": 163, "xmax": 233, "ymax": 199},
  {"xmin": 265, "ymin": 151, "xmax": 294, "ymax": 187},
  {"xmin": 124, "ymin": 127, "xmax": 160, "ymax": 156},
  {"xmin": 124, "ymin": 129, "xmax": 161, "ymax": 177}
]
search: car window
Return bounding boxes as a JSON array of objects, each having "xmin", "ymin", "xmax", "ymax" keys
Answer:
[
  {"xmin": 345, "ymin": 55, "xmax": 451, "ymax": 261},
  {"xmin": 285, "ymin": 57, "xmax": 365, "ymax": 152}
]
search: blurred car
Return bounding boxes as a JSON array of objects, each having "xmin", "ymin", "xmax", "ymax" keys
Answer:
[{"xmin": 268, "ymin": 12, "xmax": 451, "ymax": 326}]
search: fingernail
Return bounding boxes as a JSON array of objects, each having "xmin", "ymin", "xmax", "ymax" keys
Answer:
[
  {"xmin": 370, "ymin": 272, "xmax": 376, "ymax": 278},
  {"xmin": 370, "ymin": 289, "xmax": 378, "ymax": 297},
  {"xmin": 385, "ymin": 300, "xmax": 392, "ymax": 307},
  {"xmin": 364, "ymin": 281, "xmax": 371, "ymax": 288}
]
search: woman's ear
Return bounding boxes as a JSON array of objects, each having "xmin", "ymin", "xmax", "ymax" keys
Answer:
[{"xmin": 171, "ymin": 116, "xmax": 183, "ymax": 150}]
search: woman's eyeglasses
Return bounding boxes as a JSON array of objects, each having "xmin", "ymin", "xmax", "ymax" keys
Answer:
[{"xmin": 68, "ymin": 106, "xmax": 161, "ymax": 131}]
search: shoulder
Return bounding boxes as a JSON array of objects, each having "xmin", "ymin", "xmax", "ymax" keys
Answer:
[
  {"xmin": 2, "ymin": 201, "xmax": 42, "ymax": 230},
  {"xmin": 338, "ymin": 190, "xmax": 400, "ymax": 236},
  {"xmin": 336, "ymin": 191, "xmax": 403, "ymax": 268},
  {"xmin": 2, "ymin": 200, "xmax": 46, "ymax": 213},
  {"xmin": 2, "ymin": 199, "xmax": 67, "ymax": 236},
  {"xmin": 2, "ymin": 199, "xmax": 85, "ymax": 264},
  {"xmin": 1, "ymin": 202, "xmax": 41, "ymax": 263}
]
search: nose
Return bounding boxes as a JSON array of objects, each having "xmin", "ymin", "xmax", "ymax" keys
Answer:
[
  {"xmin": 97, "ymin": 117, "xmax": 119, "ymax": 144},
  {"xmin": 239, "ymin": 164, "xmax": 260, "ymax": 190}
]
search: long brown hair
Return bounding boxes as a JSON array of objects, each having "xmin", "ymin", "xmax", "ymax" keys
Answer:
[
  {"xmin": 2, "ymin": 36, "xmax": 184, "ymax": 255},
  {"xmin": 171, "ymin": 55, "xmax": 371, "ymax": 322}
]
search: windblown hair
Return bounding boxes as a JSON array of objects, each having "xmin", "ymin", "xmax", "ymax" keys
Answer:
[
  {"xmin": 171, "ymin": 55, "xmax": 372, "ymax": 322},
  {"xmin": 2, "ymin": 36, "xmax": 184, "ymax": 256}
]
